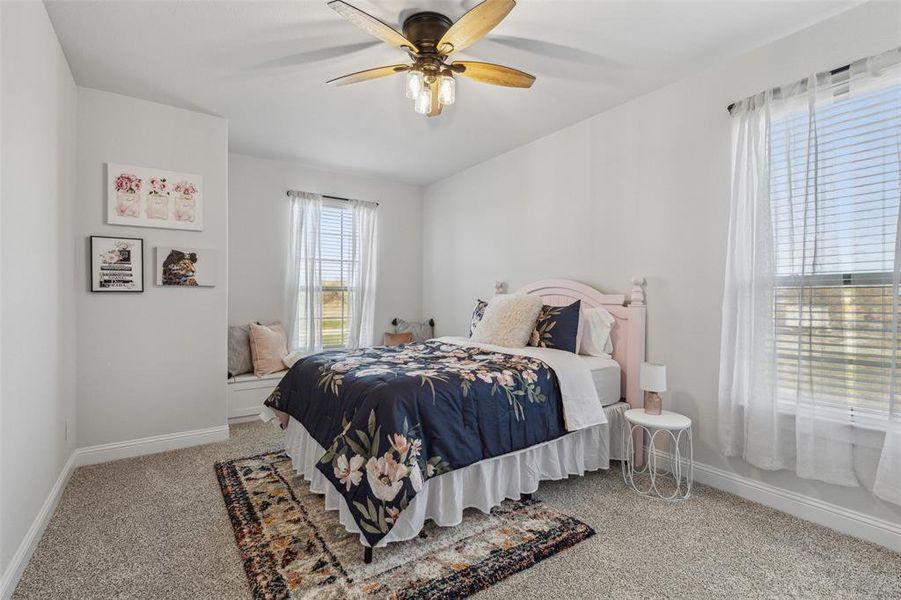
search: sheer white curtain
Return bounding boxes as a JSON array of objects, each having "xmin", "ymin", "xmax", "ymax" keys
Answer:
[
  {"xmin": 346, "ymin": 199, "xmax": 378, "ymax": 349},
  {"xmin": 719, "ymin": 47, "xmax": 901, "ymax": 504},
  {"xmin": 285, "ymin": 191, "xmax": 323, "ymax": 353}
]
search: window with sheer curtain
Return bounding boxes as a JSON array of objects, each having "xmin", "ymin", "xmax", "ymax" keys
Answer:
[
  {"xmin": 772, "ymin": 77, "xmax": 901, "ymax": 424},
  {"xmin": 285, "ymin": 191, "xmax": 378, "ymax": 354},
  {"xmin": 718, "ymin": 47, "xmax": 901, "ymax": 505}
]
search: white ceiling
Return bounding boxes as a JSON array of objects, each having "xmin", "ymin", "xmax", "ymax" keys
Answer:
[{"xmin": 46, "ymin": 0, "xmax": 855, "ymax": 185}]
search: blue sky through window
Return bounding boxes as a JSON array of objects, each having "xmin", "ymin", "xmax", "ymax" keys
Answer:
[{"xmin": 770, "ymin": 83, "xmax": 901, "ymax": 277}]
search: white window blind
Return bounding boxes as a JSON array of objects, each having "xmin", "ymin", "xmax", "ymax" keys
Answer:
[
  {"xmin": 772, "ymin": 70, "xmax": 901, "ymax": 417},
  {"xmin": 320, "ymin": 203, "xmax": 353, "ymax": 348}
]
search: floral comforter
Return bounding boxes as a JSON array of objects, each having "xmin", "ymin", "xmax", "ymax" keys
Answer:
[{"xmin": 264, "ymin": 340, "xmax": 568, "ymax": 547}]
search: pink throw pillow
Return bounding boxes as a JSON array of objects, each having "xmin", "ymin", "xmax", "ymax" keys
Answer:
[{"xmin": 249, "ymin": 322, "xmax": 288, "ymax": 376}]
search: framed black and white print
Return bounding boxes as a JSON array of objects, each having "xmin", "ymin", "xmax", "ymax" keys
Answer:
[{"xmin": 90, "ymin": 236, "xmax": 144, "ymax": 292}]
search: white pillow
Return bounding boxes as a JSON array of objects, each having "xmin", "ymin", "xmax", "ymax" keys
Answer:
[
  {"xmin": 471, "ymin": 294, "xmax": 543, "ymax": 348},
  {"xmin": 282, "ymin": 351, "xmax": 305, "ymax": 369},
  {"xmin": 579, "ymin": 306, "xmax": 616, "ymax": 356}
]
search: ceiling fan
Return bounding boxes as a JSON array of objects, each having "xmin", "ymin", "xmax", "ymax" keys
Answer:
[{"xmin": 326, "ymin": 0, "xmax": 535, "ymax": 117}]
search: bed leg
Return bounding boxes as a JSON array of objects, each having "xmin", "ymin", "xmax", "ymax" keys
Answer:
[
  {"xmin": 521, "ymin": 493, "xmax": 533, "ymax": 501},
  {"xmin": 363, "ymin": 546, "xmax": 373, "ymax": 564}
]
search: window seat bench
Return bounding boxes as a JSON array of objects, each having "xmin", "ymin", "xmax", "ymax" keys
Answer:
[{"xmin": 227, "ymin": 370, "xmax": 287, "ymax": 421}]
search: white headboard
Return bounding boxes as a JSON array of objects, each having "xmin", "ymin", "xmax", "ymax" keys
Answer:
[{"xmin": 515, "ymin": 279, "xmax": 647, "ymax": 410}]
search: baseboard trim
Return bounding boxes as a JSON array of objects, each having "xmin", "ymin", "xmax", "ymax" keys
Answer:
[
  {"xmin": 0, "ymin": 452, "xmax": 77, "ymax": 600},
  {"xmin": 74, "ymin": 424, "xmax": 230, "ymax": 466},
  {"xmin": 651, "ymin": 449, "xmax": 901, "ymax": 553}
]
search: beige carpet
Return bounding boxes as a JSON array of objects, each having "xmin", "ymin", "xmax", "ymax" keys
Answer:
[{"xmin": 12, "ymin": 422, "xmax": 901, "ymax": 599}]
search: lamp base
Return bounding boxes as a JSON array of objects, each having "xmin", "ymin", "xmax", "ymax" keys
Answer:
[{"xmin": 644, "ymin": 391, "xmax": 662, "ymax": 415}]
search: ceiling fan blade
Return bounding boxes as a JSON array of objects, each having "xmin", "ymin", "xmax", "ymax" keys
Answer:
[
  {"xmin": 328, "ymin": 0, "xmax": 419, "ymax": 53},
  {"xmin": 251, "ymin": 42, "xmax": 381, "ymax": 71},
  {"xmin": 327, "ymin": 64, "xmax": 410, "ymax": 86},
  {"xmin": 482, "ymin": 36, "xmax": 617, "ymax": 67},
  {"xmin": 451, "ymin": 61, "xmax": 535, "ymax": 88},
  {"xmin": 437, "ymin": 0, "xmax": 515, "ymax": 55},
  {"xmin": 427, "ymin": 78, "xmax": 442, "ymax": 117}
]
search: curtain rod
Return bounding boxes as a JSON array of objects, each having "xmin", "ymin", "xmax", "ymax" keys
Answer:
[
  {"xmin": 286, "ymin": 190, "xmax": 379, "ymax": 207},
  {"xmin": 726, "ymin": 63, "xmax": 851, "ymax": 114}
]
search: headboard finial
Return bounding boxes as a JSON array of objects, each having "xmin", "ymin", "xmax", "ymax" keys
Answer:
[{"xmin": 630, "ymin": 276, "xmax": 646, "ymax": 306}]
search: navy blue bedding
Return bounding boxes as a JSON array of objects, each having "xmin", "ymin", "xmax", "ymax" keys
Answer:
[{"xmin": 264, "ymin": 340, "xmax": 566, "ymax": 546}]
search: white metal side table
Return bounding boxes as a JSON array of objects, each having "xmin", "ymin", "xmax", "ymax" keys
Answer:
[{"xmin": 622, "ymin": 409, "xmax": 693, "ymax": 501}]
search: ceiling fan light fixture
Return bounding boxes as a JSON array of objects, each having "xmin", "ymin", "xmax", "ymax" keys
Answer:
[
  {"xmin": 326, "ymin": 0, "xmax": 535, "ymax": 118},
  {"xmin": 414, "ymin": 86, "xmax": 432, "ymax": 114},
  {"xmin": 438, "ymin": 73, "xmax": 455, "ymax": 105},
  {"xmin": 405, "ymin": 69, "xmax": 424, "ymax": 99}
]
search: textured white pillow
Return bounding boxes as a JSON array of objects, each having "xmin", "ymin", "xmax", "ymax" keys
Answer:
[
  {"xmin": 579, "ymin": 306, "xmax": 616, "ymax": 356},
  {"xmin": 471, "ymin": 294, "xmax": 544, "ymax": 348},
  {"xmin": 282, "ymin": 351, "xmax": 305, "ymax": 369}
]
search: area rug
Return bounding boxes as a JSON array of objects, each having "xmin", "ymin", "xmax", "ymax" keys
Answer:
[{"xmin": 215, "ymin": 450, "xmax": 595, "ymax": 600}]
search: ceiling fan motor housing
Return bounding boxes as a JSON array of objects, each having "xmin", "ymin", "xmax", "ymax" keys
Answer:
[{"xmin": 402, "ymin": 12, "xmax": 453, "ymax": 54}]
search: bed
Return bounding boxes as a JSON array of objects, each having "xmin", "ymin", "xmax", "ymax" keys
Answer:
[{"xmin": 262, "ymin": 279, "xmax": 646, "ymax": 562}]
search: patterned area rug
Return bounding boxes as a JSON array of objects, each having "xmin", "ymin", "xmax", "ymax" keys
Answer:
[{"xmin": 215, "ymin": 451, "xmax": 595, "ymax": 600}]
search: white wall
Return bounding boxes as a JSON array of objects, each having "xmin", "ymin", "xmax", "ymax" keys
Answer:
[
  {"xmin": 75, "ymin": 88, "xmax": 228, "ymax": 447},
  {"xmin": 0, "ymin": 0, "xmax": 77, "ymax": 574},
  {"xmin": 423, "ymin": 1, "xmax": 901, "ymax": 526},
  {"xmin": 229, "ymin": 153, "xmax": 423, "ymax": 342}
]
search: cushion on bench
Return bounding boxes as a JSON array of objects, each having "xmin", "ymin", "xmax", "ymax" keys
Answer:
[{"xmin": 228, "ymin": 370, "xmax": 287, "ymax": 385}]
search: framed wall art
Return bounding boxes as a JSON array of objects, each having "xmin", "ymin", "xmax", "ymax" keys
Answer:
[
  {"xmin": 155, "ymin": 247, "xmax": 217, "ymax": 287},
  {"xmin": 91, "ymin": 236, "xmax": 144, "ymax": 292},
  {"xmin": 107, "ymin": 163, "xmax": 203, "ymax": 231}
]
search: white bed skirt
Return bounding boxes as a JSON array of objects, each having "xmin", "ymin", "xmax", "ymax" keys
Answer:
[{"xmin": 278, "ymin": 402, "xmax": 630, "ymax": 548}]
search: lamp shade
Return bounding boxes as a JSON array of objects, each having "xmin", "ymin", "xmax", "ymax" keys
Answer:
[{"xmin": 640, "ymin": 362, "xmax": 667, "ymax": 392}]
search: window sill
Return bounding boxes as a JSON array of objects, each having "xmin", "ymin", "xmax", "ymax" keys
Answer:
[{"xmin": 774, "ymin": 400, "xmax": 890, "ymax": 432}]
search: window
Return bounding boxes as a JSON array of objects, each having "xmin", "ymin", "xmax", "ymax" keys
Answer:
[
  {"xmin": 720, "ymin": 48, "xmax": 901, "ymax": 500},
  {"xmin": 286, "ymin": 191, "xmax": 377, "ymax": 353},
  {"xmin": 320, "ymin": 202, "xmax": 353, "ymax": 348},
  {"xmin": 771, "ymin": 77, "xmax": 901, "ymax": 418}
]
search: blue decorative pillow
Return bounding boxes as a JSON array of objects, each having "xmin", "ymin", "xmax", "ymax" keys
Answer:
[
  {"xmin": 469, "ymin": 299, "xmax": 488, "ymax": 337},
  {"xmin": 529, "ymin": 300, "xmax": 582, "ymax": 353}
]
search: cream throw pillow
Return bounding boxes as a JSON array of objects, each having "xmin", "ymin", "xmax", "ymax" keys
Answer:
[
  {"xmin": 282, "ymin": 350, "xmax": 305, "ymax": 370},
  {"xmin": 471, "ymin": 294, "xmax": 543, "ymax": 348},
  {"xmin": 249, "ymin": 322, "xmax": 288, "ymax": 376}
]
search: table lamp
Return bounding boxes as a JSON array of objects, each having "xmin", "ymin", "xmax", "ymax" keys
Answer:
[{"xmin": 640, "ymin": 362, "xmax": 666, "ymax": 415}]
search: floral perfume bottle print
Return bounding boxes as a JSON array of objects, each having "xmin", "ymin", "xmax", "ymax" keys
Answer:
[
  {"xmin": 173, "ymin": 180, "xmax": 197, "ymax": 223},
  {"xmin": 107, "ymin": 163, "xmax": 202, "ymax": 231},
  {"xmin": 114, "ymin": 173, "xmax": 142, "ymax": 218},
  {"xmin": 146, "ymin": 177, "xmax": 169, "ymax": 220}
]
